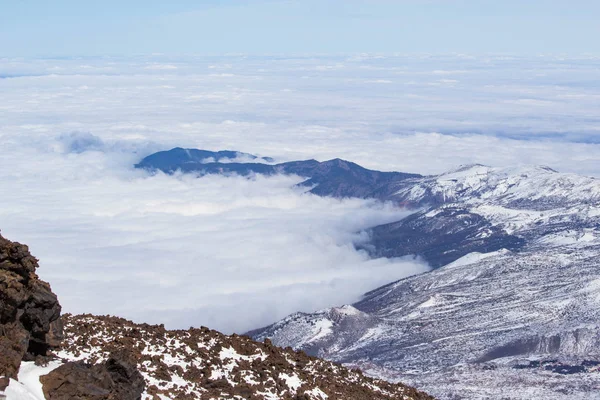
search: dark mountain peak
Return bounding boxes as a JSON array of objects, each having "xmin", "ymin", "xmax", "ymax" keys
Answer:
[
  {"xmin": 539, "ymin": 165, "xmax": 559, "ymax": 173},
  {"xmin": 322, "ymin": 157, "xmax": 355, "ymax": 166},
  {"xmin": 317, "ymin": 158, "xmax": 366, "ymax": 172},
  {"xmin": 135, "ymin": 148, "xmax": 422, "ymax": 200},
  {"xmin": 135, "ymin": 147, "xmax": 272, "ymax": 173}
]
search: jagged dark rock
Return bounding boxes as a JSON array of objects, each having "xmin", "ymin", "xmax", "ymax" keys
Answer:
[
  {"xmin": 0, "ymin": 233, "xmax": 62, "ymax": 390},
  {"xmin": 40, "ymin": 350, "xmax": 145, "ymax": 400}
]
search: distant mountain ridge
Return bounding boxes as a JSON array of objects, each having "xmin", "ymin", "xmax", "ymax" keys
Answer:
[
  {"xmin": 136, "ymin": 148, "xmax": 600, "ymax": 268},
  {"xmin": 135, "ymin": 147, "xmax": 275, "ymax": 171},
  {"xmin": 136, "ymin": 147, "xmax": 421, "ymax": 203}
]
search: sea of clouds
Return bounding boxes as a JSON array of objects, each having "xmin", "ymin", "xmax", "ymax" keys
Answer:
[{"xmin": 1, "ymin": 54, "xmax": 600, "ymax": 332}]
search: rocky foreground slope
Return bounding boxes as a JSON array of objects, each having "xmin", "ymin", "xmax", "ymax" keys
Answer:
[
  {"xmin": 56, "ymin": 314, "xmax": 433, "ymax": 400},
  {"xmin": 0, "ymin": 233, "xmax": 432, "ymax": 400}
]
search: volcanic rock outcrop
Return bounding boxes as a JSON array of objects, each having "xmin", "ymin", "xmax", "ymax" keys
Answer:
[
  {"xmin": 41, "ymin": 349, "xmax": 145, "ymax": 400},
  {"xmin": 0, "ymin": 233, "xmax": 62, "ymax": 390}
]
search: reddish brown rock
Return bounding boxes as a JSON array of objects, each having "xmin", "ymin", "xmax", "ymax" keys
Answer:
[
  {"xmin": 0, "ymin": 233, "xmax": 63, "ymax": 390},
  {"xmin": 40, "ymin": 350, "xmax": 145, "ymax": 400},
  {"xmin": 59, "ymin": 314, "xmax": 435, "ymax": 400}
]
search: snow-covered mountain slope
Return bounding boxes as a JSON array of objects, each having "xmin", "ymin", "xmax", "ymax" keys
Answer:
[
  {"xmin": 389, "ymin": 164, "xmax": 600, "ymax": 209},
  {"xmin": 249, "ymin": 165, "xmax": 600, "ymax": 399},
  {"xmin": 365, "ymin": 164, "xmax": 600, "ymax": 266},
  {"xmin": 51, "ymin": 314, "xmax": 433, "ymax": 400},
  {"xmin": 252, "ymin": 242, "xmax": 600, "ymax": 399}
]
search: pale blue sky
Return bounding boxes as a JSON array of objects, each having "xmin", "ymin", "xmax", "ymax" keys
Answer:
[{"xmin": 1, "ymin": 0, "xmax": 599, "ymax": 56}]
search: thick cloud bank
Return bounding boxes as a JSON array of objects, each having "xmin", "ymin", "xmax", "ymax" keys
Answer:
[
  {"xmin": 1, "ymin": 54, "xmax": 600, "ymax": 332},
  {"xmin": 0, "ymin": 141, "xmax": 424, "ymax": 333}
]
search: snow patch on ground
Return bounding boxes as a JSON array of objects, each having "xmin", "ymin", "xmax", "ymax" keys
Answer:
[
  {"xmin": 304, "ymin": 387, "xmax": 329, "ymax": 399},
  {"xmin": 3, "ymin": 361, "xmax": 63, "ymax": 400},
  {"xmin": 335, "ymin": 305, "xmax": 362, "ymax": 316},
  {"xmin": 444, "ymin": 249, "xmax": 509, "ymax": 269},
  {"xmin": 279, "ymin": 372, "xmax": 303, "ymax": 391}
]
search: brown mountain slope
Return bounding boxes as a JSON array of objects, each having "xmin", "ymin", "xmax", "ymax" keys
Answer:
[{"xmin": 56, "ymin": 314, "xmax": 434, "ymax": 400}]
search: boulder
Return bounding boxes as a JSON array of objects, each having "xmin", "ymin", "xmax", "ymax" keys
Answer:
[{"xmin": 40, "ymin": 350, "xmax": 145, "ymax": 400}]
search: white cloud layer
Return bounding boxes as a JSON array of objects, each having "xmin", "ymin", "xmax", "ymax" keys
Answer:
[
  {"xmin": 0, "ymin": 142, "xmax": 424, "ymax": 333},
  {"xmin": 1, "ymin": 54, "xmax": 600, "ymax": 332}
]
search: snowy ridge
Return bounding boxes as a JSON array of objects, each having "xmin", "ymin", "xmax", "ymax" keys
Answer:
[
  {"xmin": 389, "ymin": 164, "xmax": 600, "ymax": 240},
  {"xmin": 391, "ymin": 164, "xmax": 600, "ymax": 245},
  {"xmin": 392, "ymin": 164, "xmax": 600, "ymax": 208},
  {"xmin": 350, "ymin": 164, "xmax": 600, "ymax": 270},
  {"xmin": 253, "ymin": 243, "xmax": 600, "ymax": 398}
]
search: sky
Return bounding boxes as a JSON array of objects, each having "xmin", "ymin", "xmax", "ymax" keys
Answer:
[{"xmin": 2, "ymin": 0, "xmax": 600, "ymax": 56}]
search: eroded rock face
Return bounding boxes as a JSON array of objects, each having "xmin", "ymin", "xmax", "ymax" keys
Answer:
[
  {"xmin": 0, "ymin": 233, "xmax": 63, "ymax": 389},
  {"xmin": 40, "ymin": 350, "xmax": 145, "ymax": 400}
]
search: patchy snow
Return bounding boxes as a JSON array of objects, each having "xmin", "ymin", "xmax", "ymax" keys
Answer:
[
  {"xmin": 444, "ymin": 249, "xmax": 509, "ymax": 269},
  {"xmin": 304, "ymin": 387, "xmax": 329, "ymax": 399},
  {"xmin": 358, "ymin": 326, "xmax": 385, "ymax": 342},
  {"xmin": 418, "ymin": 294, "xmax": 444, "ymax": 308},
  {"xmin": 309, "ymin": 318, "xmax": 334, "ymax": 342},
  {"xmin": 335, "ymin": 305, "xmax": 362, "ymax": 316},
  {"xmin": 57, "ymin": 313, "xmax": 422, "ymax": 400},
  {"xmin": 219, "ymin": 346, "xmax": 246, "ymax": 362},
  {"xmin": 279, "ymin": 372, "xmax": 303, "ymax": 391}
]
